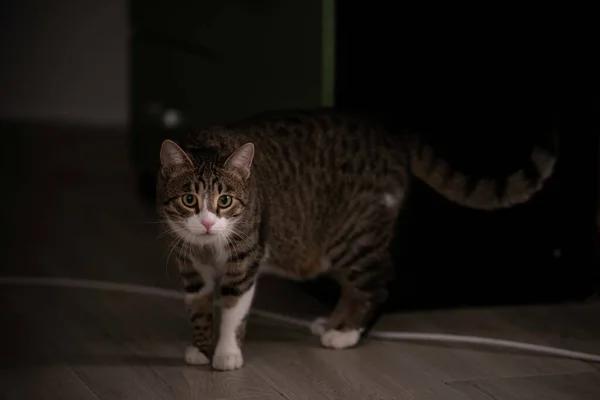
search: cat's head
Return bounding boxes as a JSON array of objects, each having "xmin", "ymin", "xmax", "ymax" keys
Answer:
[{"xmin": 156, "ymin": 139, "xmax": 255, "ymax": 247}]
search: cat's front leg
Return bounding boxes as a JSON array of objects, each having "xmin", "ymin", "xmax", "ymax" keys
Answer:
[
  {"xmin": 179, "ymin": 256, "xmax": 216, "ymax": 365},
  {"xmin": 212, "ymin": 252, "xmax": 261, "ymax": 371}
]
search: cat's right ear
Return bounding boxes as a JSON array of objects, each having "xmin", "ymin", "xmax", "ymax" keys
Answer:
[{"xmin": 160, "ymin": 140, "xmax": 193, "ymax": 168}]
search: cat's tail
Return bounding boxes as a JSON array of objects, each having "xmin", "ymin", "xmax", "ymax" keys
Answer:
[{"xmin": 409, "ymin": 132, "xmax": 558, "ymax": 211}]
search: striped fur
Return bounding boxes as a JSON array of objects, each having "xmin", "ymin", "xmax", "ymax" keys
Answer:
[
  {"xmin": 410, "ymin": 132, "xmax": 558, "ymax": 210},
  {"xmin": 156, "ymin": 109, "xmax": 558, "ymax": 370}
]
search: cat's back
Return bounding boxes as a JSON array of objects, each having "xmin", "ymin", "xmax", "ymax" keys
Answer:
[
  {"xmin": 185, "ymin": 108, "xmax": 405, "ymax": 181},
  {"xmin": 244, "ymin": 109, "xmax": 404, "ymax": 180},
  {"xmin": 185, "ymin": 108, "xmax": 408, "ymax": 196}
]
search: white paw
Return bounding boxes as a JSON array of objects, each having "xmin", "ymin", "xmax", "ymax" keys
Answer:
[
  {"xmin": 320, "ymin": 329, "xmax": 363, "ymax": 349},
  {"xmin": 212, "ymin": 344, "xmax": 244, "ymax": 371},
  {"xmin": 184, "ymin": 346, "xmax": 210, "ymax": 365},
  {"xmin": 310, "ymin": 317, "xmax": 328, "ymax": 336}
]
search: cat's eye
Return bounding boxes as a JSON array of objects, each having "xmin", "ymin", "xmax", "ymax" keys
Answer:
[
  {"xmin": 217, "ymin": 195, "xmax": 233, "ymax": 208},
  {"xmin": 182, "ymin": 194, "xmax": 197, "ymax": 207}
]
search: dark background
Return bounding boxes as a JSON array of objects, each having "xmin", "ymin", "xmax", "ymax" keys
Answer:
[
  {"xmin": 2, "ymin": 1, "xmax": 598, "ymax": 311},
  {"xmin": 129, "ymin": 1, "xmax": 599, "ymax": 310},
  {"xmin": 325, "ymin": 3, "xmax": 600, "ymax": 309}
]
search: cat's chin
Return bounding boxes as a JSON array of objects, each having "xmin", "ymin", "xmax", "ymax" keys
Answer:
[{"xmin": 189, "ymin": 233, "xmax": 221, "ymax": 246}]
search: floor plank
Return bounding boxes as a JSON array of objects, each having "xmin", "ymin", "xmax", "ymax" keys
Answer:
[
  {"xmin": 449, "ymin": 371, "xmax": 600, "ymax": 400},
  {"xmin": 0, "ymin": 366, "xmax": 99, "ymax": 400},
  {"xmin": 2, "ymin": 287, "xmax": 283, "ymax": 400},
  {"xmin": 374, "ymin": 307, "xmax": 597, "ymax": 383}
]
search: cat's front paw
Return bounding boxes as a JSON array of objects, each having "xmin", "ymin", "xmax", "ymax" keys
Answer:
[
  {"xmin": 320, "ymin": 328, "xmax": 363, "ymax": 349},
  {"xmin": 184, "ymin": 345, "xmax": 210, "ymax": 365},
  {"xmin": 212, "ymin": 343, "xmax": 244, "ymax": 371}
]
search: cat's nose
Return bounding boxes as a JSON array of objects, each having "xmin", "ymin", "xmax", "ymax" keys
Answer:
[{"xmin": 201, "ymin": 219, "xmax": 215, "ymax": 231}]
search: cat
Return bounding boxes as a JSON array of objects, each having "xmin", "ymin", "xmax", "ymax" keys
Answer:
[{"xmin": 156, "ymin": 109, "xmax": 557, "ymax": 371}]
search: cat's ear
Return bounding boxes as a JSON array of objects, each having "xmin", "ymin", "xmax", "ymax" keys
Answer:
[
  {"xmin": 160, "ymin": 140, "xmax": 193, "ymax": 168},
  {"xmin": 223, "ymin": 142, "xmax": 254, "ymax": 180}
]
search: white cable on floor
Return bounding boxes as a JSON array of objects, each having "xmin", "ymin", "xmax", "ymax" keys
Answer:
[{"xmin": 1, "ymin": 276, "xmax": 599, "ymax": 363}]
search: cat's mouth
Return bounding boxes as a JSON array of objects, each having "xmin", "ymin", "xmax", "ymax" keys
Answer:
[{"xmin": 194, "ymin": 231, "xmax": 219, "ymax": 240}]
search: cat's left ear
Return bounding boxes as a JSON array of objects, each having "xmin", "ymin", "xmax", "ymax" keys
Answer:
[{"xmin": 223, "ymin": 142, "xmax": 254, "ymax": 180}]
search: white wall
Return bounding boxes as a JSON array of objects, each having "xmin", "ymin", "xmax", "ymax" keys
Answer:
[{"xmin": 0, "ymin": 0, "xmax": 128, "ymax": 126}]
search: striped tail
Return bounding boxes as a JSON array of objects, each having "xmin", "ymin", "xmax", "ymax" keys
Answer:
[{"xmin": 410, "ymin": 133, "xmax": 558, "ymax": 211}]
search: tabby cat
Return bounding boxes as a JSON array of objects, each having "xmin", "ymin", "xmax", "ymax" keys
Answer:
[{"xmin": 156, "ymin": 109, "xmax": 556, "ymax": 371}]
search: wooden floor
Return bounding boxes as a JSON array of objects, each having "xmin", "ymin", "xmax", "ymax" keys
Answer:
[{"xmin": 1, "ymin": 124, "xmax": 600, "ymax": 399}]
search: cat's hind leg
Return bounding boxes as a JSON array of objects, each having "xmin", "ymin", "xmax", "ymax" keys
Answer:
[
  {"xmin": 316, "ymin": 214, "xmax": 396, "ymax": 349},
  {"xmin": 318, "ymin": 256, "xmax": 393, "ymax": 349}
]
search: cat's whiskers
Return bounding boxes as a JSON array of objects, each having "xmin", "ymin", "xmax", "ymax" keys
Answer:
[
  {"xmin": 162, "ymin": 236, "xmax": 180, "ymax": 282},
  {"xmin": 161, "ymin": 223, "xmax": 208, "ymax": 280},
  {"xmin": 164, "ymin": 235, "xmax": 185, "ymax": 276},
  {"xmin": 156, "ymin": 226, "xmax": 188, "ymax": 240},
  {"xmin": 178, "ymin": 233, "xmax": 192, "ymax": 274},
  {"xmin": 221, "ymin": 232, "xmax": 238, "ymax": 261},
  {"xmin": 221, "ymin": 232, "xmax": 242, "ymax": 261},
  {"xmin": 143, "ymin": 219, "xmax": 171, "ymax": 224},
  {"xmin": 228, "ymin": 226, "xmax": 255, "ymax": 251},
  {"xmin": 186, "ymin": 231, "xmax": 197, "ymax": 264},
  {"xmin": 216, "ymin": 233, "xmax": 226, "ymax": 259}
]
